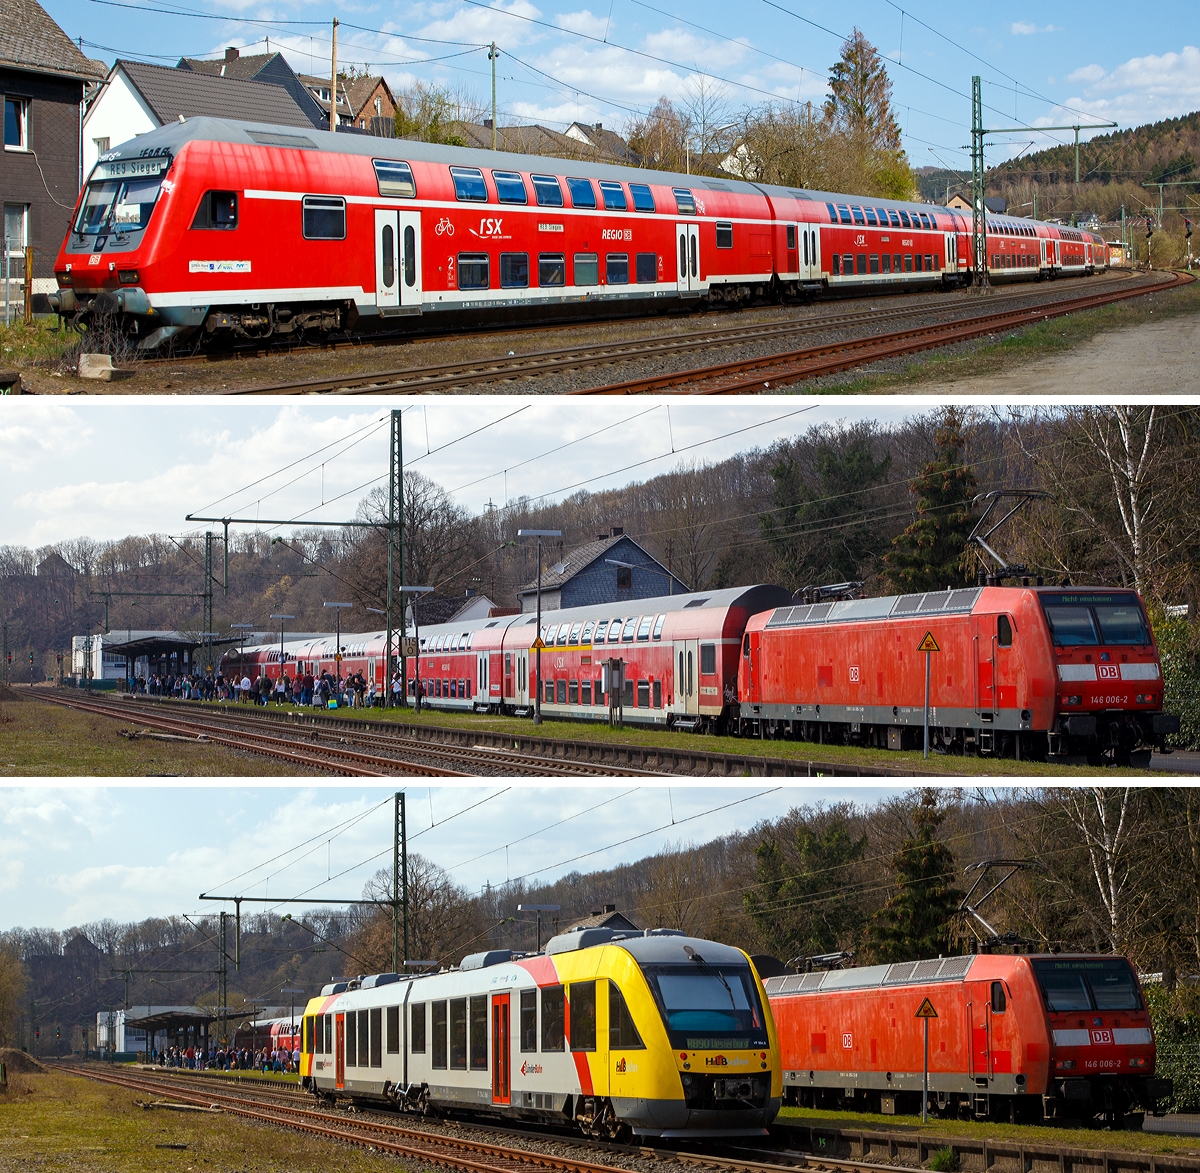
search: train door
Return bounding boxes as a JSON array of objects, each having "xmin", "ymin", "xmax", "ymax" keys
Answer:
[
  {"xmin": 672, "ymin": 639, "xmax": 698, "ymax": 715},
  {"xmin": 375, "ymin": 210, "xmax": 399, "ymax": 311},
  {"xmin": 807, "ymin": 227, "xmax": 821, "ymax": 279},
  {"xmin": 491, "ymin": 993, "xmax": 510, "ymax": 1105},
  {"xmin": 966, "ymin": 983, "xmax": 991, "ymax": 1079},
  {"xmin": 335, "ymin": 1013, "xmax": 345, "ymax": 1089},
  {"xmin": 786, "ymin": 223, "xmax": 798, "ymax": 275},
  {"xmin": 971, "ymin": 615, "xmax": 998, "ymax": 721},
  {"xmin": 399, "ymin": 211, "xmax": 422, "ymax": 308},
  {"xmin": 489, "ymin": 652, "xmax": 503, "ymax": 702},
  {"xmin": 944, "ymin": 231, "xmax": 956, "ymax": 272},
  {"xmin": 675, "ymin": 222, "xmax": 700, "ymax": 296}
]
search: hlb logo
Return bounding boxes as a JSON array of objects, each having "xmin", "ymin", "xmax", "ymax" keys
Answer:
[
  {"xmin": 705, "ymin": 1055, "xmax": 728, "ymax": 1066},
  {"xmin": 615, "ymin": 1057, "xmax": 627, "ymax": 1072}
]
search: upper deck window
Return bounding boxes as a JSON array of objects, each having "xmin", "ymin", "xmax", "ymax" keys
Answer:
[
  {"xmin": 492, "ymin": 170, "xmax": 528, "ymax": 204},
  {"xmin": 566, "ymin": 177, "xmax": 596, "ymax": 208},
  {"xmin": 888, "ymin": 209, "xmax": 901, "ymax": 227},
  {"xmin": 629, "ymin": 182, "xmax": 656, "ymax": 212},
  {"xmin": 851, "ymin": 206, "xmax": 865, "ymax": 225},
  {"xmin": 652, "ymin": 614, "xmax": 666, "ymax": 639},
  {"xmin": 373, "ymin": 159, "xmax": 416, "ymax": 197},
  {"xmin": 599, "ymin": 181, "xmax": 627, "ymax": 211},
  {"xmin": 532, "ymin": 174, "xmax": 563, "ymax": 206},
  {"xmin": 450, "ymin": 166, "xmax": 488, "ymax": 201},
  {"xmin": 865, "ymin": 208, "xmax": 878, "ymax": 226},
  {"xmin": 673, "ymin": 188, "xmax": 696, "ymax": 214},
  {"xmin": 836, "ymin": 204, "xmax": 852, "ymax": 224}
]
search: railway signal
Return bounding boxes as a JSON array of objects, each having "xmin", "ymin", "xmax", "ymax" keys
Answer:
[
  {"xmin": 915, "ymin": 997, "xmax": 938, "ymax": 1122},
  {"xmin": 917, "ymin": 632, "xmax": 940, "ymax": 759}
]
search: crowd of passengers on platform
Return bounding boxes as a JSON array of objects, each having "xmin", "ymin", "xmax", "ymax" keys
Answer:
[
  {"xmin": 125, "ymin": 668, "xmax": 409, "ymax": 708},
  {"xmin": 155, "ymin": 1043, "xmax": 299, "ymax": 1072}
]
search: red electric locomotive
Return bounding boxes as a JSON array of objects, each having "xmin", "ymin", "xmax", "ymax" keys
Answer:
[
  {"xmin": 737, "ymin": 583, "xmax": 1178, "ymax": 765},
  {"xmin": 764, "ymin": 953, "xmax": 1171, "ymax": 1125},
  {"xmin": 49, "ymin": 116, "xmax": 1102, "ymax": 349}
]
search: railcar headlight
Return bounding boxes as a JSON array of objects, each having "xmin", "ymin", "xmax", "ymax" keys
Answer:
[
  {"xmin": 118, "ymin": 270, "xmax": 140, "ymax": 285},
  {"xmin": 681, "ymin": 1074, "xmax": 693, "ymax": 1086},
  {"xmin": 1067, "ymin": 695, "xmax": 1081, "ymax": 706},
  {"xmin": 1055, "ymin": 1059, "xmax": 1076, "ymax": 1070},
  {"xmin": 56, "ymin": 271, "xmax": 72, "ymax": 287},
  {"xmin": 1130, "ymin": 1057, "xmax": 1148, "ymax": 1068}
]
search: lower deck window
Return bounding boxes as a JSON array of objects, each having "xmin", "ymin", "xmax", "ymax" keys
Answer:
[
  {"xmin": 869, "ymin": 253, "xmax": 879, "ymax": 273},
  {"xmin": 606, "ymin": 253, "xmax": 629, "ymax": 284},
  {"xmin": 500, "ymin": 252, "xmax": 529, "ymax": 287},
  {"xmin": 635, "ymin": 252, "xmax": 657, "ymax": 283},
  {"xmin": 574, "ymin": 253, "xmax": 598, "ymax": 285},
  {"xmin": 539, "ymin": 253, "xmax": 565, "ymax": 286},
  {"xmin": 831, "ymin": 253, "xmax": 840, "ymax": 275},
  {"xmin": 881, "ymin": 253, "xmax": 891, "ymax": 273},
  {"xmin": 855, "ymin": 253, "xmax": 866, "ymax": 274},
  {"xmin": 556, "ymin": 679, "xmax": 567, "ymax": 704},
  {"xmin": 581, "ymin": 680, "xmax": 592, "ymax": 705},
  {"xmin": 458, "ymin": 252, "xmax": 489, "ymax": 289},
  {"xmin": 653, "ymin": 679, "xmax": 662, "ymax": 707},
  {"xmin": 569, "ymin": 680, "xmax": 579, "ymax": 703},
  {"xmin": 637, "ymin": 680, "xmax": 649, "ymax": 707}
]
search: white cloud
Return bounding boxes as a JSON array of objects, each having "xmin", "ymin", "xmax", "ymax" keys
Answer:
[
  {"xmin": 1067, "ymin": 63, "xmax": 1105, "ymax": 84},
  {"xmin": 1011, "ymin": 21, "xmax": 1062, "ymax": 34},
  {"xmin": 554, "ymin": 8, "xmax": 608, "ymax": 38},
  {"xmin": 1048, "ymin": 44, "xmax": 1200, "ymax": 131}
]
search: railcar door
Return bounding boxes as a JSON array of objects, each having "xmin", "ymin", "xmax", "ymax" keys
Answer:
[
  {"xmin": 675, "ymin": 222, "xmax": 700, "ymax": 296},
  {"xmin": 335, "ymin": 1013, "xmax": 345, "ymax": 1089},
  {"xmin": 944, "ymin": 231, "xmax": 956, "ymax": 273},
  {"xmin": 786, "ymin": 222, "xmax": 798, "ymax": 275},
  {"xmin": 807, "ymin": 227, "xmax": 821, "ymax": 279},
  {"xmin": 375, "ymin": 210, "xmax": 399, "ymax": 311},
  {"xmin": 971, "ymin": 616, "xmax": 999, "ymax": 720},
  {"xmin": 672, "ymin": 639, "xmax": 699, "ymax": 716},
  {"xmin": 489, "ymin": 652, "xmax": 503, "ymax": 703},
  {"xmin": 492, "ymin": 993, "xmax": 511, "ymax": 1105},
  {"xmin": 966, "ymin": 984, "xmax": 991, "ymax": 1079},
  {"xmin": 399, "ymin": 211, "xmax": 423, "ymax": 309}
]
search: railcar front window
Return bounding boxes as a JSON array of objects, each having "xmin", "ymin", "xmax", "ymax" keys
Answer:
[
  {"xmin": 641, "ymin": 963, "xmax": 768, "ymax": 1050},
  {"xmin": 1032, "ymin": 959, "xmax": 1142, "ymax": 1011},
  {"xmin": 1095, "ymin": 603, "xmax": 1149, "ymax": 645},
  {"xmin": 1044, "ymin": 605, "xmax": 1100, "ymax": 646},
  {"xmin": 75, "ymin": 176, "xmax": 164, "ymax": 236}
]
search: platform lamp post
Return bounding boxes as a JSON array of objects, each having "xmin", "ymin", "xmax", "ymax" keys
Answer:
[
  {"xmin": 270, "ymin": 614, "xmax": 294, "ymax": 685},
  {"xmin": 604, "ymin": 557, "xmax": 678, "ymax": 596},
  {"xmin": 398, "ymin": 587, "xmax": 434, "ymax": 713},
  {"xmin": 517, "ymin": 903, "xmax": 560, "ymax": 953},
  {"xmin": 516, "ymin": 529, "xmax": 562, "ymax": 725},
  {"xmin": 323, "ymin": 602, "xmax": 352, "ymax": 690}
]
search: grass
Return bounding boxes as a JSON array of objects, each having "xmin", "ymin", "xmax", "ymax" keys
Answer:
[
  {"xmin": 0, "ymin": 689, "xmax": 319, "ymax": 776},
  {"xmin": 816, "ymin": 270, "xmax": 1200, "ymax": 391},
  {"xmin": 0, "ymin": 1064, "xmax": 416, "ymax": 1173},
  {"xmin": 258, "ymin": 699, "xmax": 1162, "ymax": 778},
  {"xmin": 0, "ymin": 316, "xmax": 76, "ymax": 369},
  {"xmin": 776, "ymin": 1104, "xmax": 1200, "ymax": 1156}
]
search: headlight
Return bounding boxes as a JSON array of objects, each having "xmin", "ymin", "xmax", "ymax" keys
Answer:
[
  {"xmin": 1056, "ymin": 1059, "xmax": 1076, "ymax": 1070},
  {"xmin": 56, "ymin": 271, "xmax": 72, "ymax": 287},
  {"xmin": 118, "ymin": 270, "xmax": 140, "ymax": 285}
]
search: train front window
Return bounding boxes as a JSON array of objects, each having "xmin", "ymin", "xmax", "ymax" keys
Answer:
[
  {"xmin": 1032, "ymin": 958, "xmax": 1142, "ymax": 1012},
  {"xmin": 1095, "ymin": 603, "xmax": 1149, "ymax": 645},
  {"xmin": 74, "ymin": 175, "xmax": 163, "ymax": 236},
  {"xmin": 1040, "ymin": 591, "xmax": 1145, "ymax": 646},
  {"xmin": 640, "ymin": 962, "xmax": 768, "ymax": 1049},
  {"xmin": 1043, "ymin": 605, "xmax": 1099, "ymax": 646}
]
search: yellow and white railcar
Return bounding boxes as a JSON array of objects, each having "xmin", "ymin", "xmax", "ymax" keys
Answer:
[{"xmin": 300, "ymin": 926, "xmax": 782, "ymax": 1139}]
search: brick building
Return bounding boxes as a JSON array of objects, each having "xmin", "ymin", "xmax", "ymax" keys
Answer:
[{"xmin": 1, "ymin": 0, "xmax": 105, "ymax": 310}]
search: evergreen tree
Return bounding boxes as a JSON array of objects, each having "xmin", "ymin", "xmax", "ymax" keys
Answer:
[
  {"xmin": 824, "ymin": 28, "xmax": 903, "ymax": 152},
  {"xmin": 746, "ymin": 814, "xmax": 868, "ymax": 962},
  {"xmin": 882, "ymin": 408, "xmax": 979, "ymax": 594},
  {"xmin": 867, "ymin": 790, "xmax": 964, "ymax": 962}
]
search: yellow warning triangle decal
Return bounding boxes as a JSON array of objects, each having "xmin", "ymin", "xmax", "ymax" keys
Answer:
[
  {"xmin": 531, "ymin": 637, "xmax": 547, "ymax": 650},
  {"xmin": 915, "ymin": 997, "xmax": 938, "ymax": 1018},
  {"xmin": 917, "ymin": 631, "xmax": 940, "ymax": 653}
]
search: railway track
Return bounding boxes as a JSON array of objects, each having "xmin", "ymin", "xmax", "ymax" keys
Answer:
[
  {"xmin": 34, "ymin": 690, "xmax": 664, "ymax": 776},
  {"xmin": 578, "ymin": 270, "xmax": 1197, "ymax": 394},
  {"xmin": 217, "ymin": 272, "xmax": 1160, "ymax": 396}
]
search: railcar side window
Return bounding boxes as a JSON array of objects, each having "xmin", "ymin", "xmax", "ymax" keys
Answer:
[
  {"xmin": 358, "ymin": 1009, "xmax": 370, "ymax": 1066},
  {"xmin": 786, "ymin": 224, "xmax": 797, "ymax": 248},
  {"xmin": 569, "ymin": 981, "xmax": 597, "ymax": 1051},
  {"xmin": 520, "ymin": 989, "xmax": 537, "ymax": 1052},
  {"xmin": 450, "ymin": 166, "xmax": 488, "ymax": 201},
  {"xmin": 500, "ymin": 252, "xmax": 529, "ymax": 288},
  {"xmin": 621, "ymin": 617, "xmax": 638, "ymax": 641},
  {"xmin": 469, "ymin": 995, "xmax": 488, "ymax": 1070},
  {"xmin": 345, "ymin": 1011, "xmax": 357, "ymax": 1066},
  {"xmin": 998, "ymin": 615, "xmax": 1013, "ymax": 647},
  {"xmin": 191, "ymin": 190, "xmax": 237, "ymax": 230},
  {"xmin": 594, "ymin": 619, "xmax": 610, "ymax": 641},
  {"xmin": 304, "ymin": 1015, "xmax": 314, "ymax": 1053},
  {"xmin": 715, "ymin": 222, "xmax": 733, "ymax": 248},
  {"xmin": 386, "ymin": 1006, "xmax": 400, "ymax": 1054},
  {"xmin": 599, "ymin": 181, "xmax": 627, "ymax": 211},
  {"xmin": 541, "ymin": 985, "xmax": 565, "ymax": 1050},
  {"xmin": 566, "ymin": 177, "xmax": 596, "ymax": 208},
  {"xmin": 457, "ymin": 252, "xmax": 490, "ymax": 290},
  {"xmin": 673, "ymin": 187, "xmax": 696, "ymax": 214},
  {"xmin": 991, "ymin": 981, "xmax": 1007, "ymax": 1013},
  {"xmin": 411, "ymin": 1003, "xmax": 426, "ymax": 1053},
  {"xmin": 449, "ymin": 998, "xmax": 468, "ymax": 1069},
  {"xmin": 637, "ymin": 616, "xmax": 653, "ymax": 640},
  {"xmin": 636, "ymin": 252, "xmax": 657, "ymax": 283},
  {"xmin": 653, "ymin": 614, "xmax": 666, "ymax": 639},
  {"xmin": 492, "ymin": 170, "xmax": 528, "ymax": 204},
  {"xmin": 531, "ymin": 174, "xmax": 564, "ymax": 206},
  {"xmin": 573, "ymin": 252, "xmax": 598, "ymax": 286},
  {"xmin": 324, "ymin": 1015, "xmax": 332, "ymax": 1054},
  {"xmin": 302, "ymin": 195, "xmax": 346, "ymax": 240},
  {"xmin": 432, "ymin": 1000, "xmax": 448, "ymax": 1067},
  {"xmin": 370, "ymin": 1007, "xmax": 383, "ymax": 1067},
  {"xmin": 606, "ymin": 253, "xmax": 629, "ymax": 284},
  {"xmin": 539, "ymin": 253, "xmax": 566, "ymax": 286},
  {"xmin": 609, "ymin": 982, "xmax": 645, "ymax": 1049},
  {"xmin": 700, "ymin": 643, "xmax": 716, "ymax": 674},
  {"xmin": 373, "ymin": 159, "xmax": 416, "ymax": 198},
  {"xmin": 629, "ymin": 182, "xmax": 656, "ymax": 212}
]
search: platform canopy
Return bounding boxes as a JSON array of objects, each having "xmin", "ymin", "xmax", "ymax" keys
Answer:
[{"xmin": 99, "ymin": 630, "xmax": 238, "ymax": 659}]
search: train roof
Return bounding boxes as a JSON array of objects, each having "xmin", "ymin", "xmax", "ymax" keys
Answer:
[{"xmin": 98, "ymin": 115, "xmax": 981, "ymax": 224}]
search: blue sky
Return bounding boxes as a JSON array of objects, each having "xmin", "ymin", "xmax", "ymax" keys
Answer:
[
  {"xmin": 0, "ymin": 782, "xmax": 928, "ymax": 930},
  {"xmin": 45, "ymin": 0, "xmax": 1200, "ymax": 172}
]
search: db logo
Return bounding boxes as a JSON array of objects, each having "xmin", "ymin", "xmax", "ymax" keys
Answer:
[
  {"xmin": 1091, "ymin": 1029, "xmax": 1113, "ymax": 1045},
  {"xmin": 842, "ymin": 1032, "xmax": 853, "ymax": 1049},
  {"xmin": 849, "ymin": 666, "xmax": 860, "ymax": 682},
  {"xmin": 1098, "ymin": 664, "xmax": 1119, "ymax": 679},
  {"xmin": 615, "ymin": 1057, "xmax": 627, "ymax": 1072}
]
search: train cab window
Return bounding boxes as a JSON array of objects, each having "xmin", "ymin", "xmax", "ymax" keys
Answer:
[
  {"xmin": 373, "ymin": 159, "xmax": 416, "ymax": 198},
  {"xmin": 715, "ymin": 222, "xmax": 734, "ymax": 248},
  {"xmin": 573, "ymin": 252, "xmax": 599, "ymax": 286},
  {"xmin": 997, "ymin": 614, "xmax": 1013, "ymax": 648},
  {"xmin": 370, "ymin": 1007, "xmax": 383, "ymax": 1067},
  {"xmin": 531, "ymin": 174, "xmax": 564, "ymax": 206},
  {"xmin": 449, "ymin": 997, "xmax": 467, "ymax": 1069},
  {"xmin": 621, "ymin": 617, "xmax": 638, "ymax": 642},
  {"xmin": 492, "ymin": 170, "xmax": 528, "ymax": 204},
  {"xmin": 865, "ymin": 208, "xmax": 878, "ymax": 227},
  {"xmin": 457, "ymin": 252, "xmax": 490, "ymax": 289},
  {"xmin": 700, "ymin": 642, "xmax": 716, "ymax": 675},
  {"xmin": 594, "ymin": 619, "xmax": 610, "ymax": 642},
  {"xmin": 1095, "ymin": 602, "xmax": 1150, "ymax": 645},
  {"xmin": 991, "ymin": 981, "xmax": 1007, "ymax": 1013},
  {"xmin": 851, "ymin": 207, "xmax": 865, "ymax": 226},
  {"xmin": 345, "ymin": 1011, "xmax": 357, "ymax": 1066},
  {"xmin": 581, "ymin": 620, "xmax": 595, "ymax": 643},
  {"xmin": 500, "ymin": 252, "xmax": 529, "ymax": 288},
  {"xmin": 469, "ymin": 995, "xmax": 488, "ymax": 1070},
  {"xmin": 569, "ymin": 981, "xmax": 597, "ymax": 1052},
  {"xmin": 569, "ymin": 623, "xmax": 583, "ymax": 644},
  {"xmin": 569, "ymin": 679, "xmax": 579, "ymax": 703},
  {"xmin": 520, "ymin": 989, "xmax": 537, "ymax": 1052},
  {"xmin": 582, "ymin": 679, "xmax": 593, "ymax": 704},
  {"xmin": 609, "ymin": 619, "xmax": 623, "ymax": 642},
  {"xmin": 599, "ymin": 180, "xmax": 627, "ymax": 211},
  {"xmin": 629, "ymin": 182, "xmax": 656, "ymax": 212},
  {"xmin": 450, "ymin": 166, "xmax": 488, "ymax": 201},
  {"xmin": 673, "ymin": 187, "xmax": 696, "ymax": 214},
  {"xmin": 411, "ymin": 1003, "xmax": 426, "ymax": 1053},
  {"xmin": 653, "ymin": 614, "xmax": 666, "ymax": 639},
  {"xmin": 636, "ymin": 252, "xmax": 657, "ymax": 283},
  {"xmin": 191, "ymin": 190, "xmax": 237, "ymax": 230},
  {"xmin": 637, "ymin": 616, "xmax": 653, "ymax": 640},
  {"xmin": 606, "ymin": 253, "xmax": 629, "ymax": 283},
  {"xmin": 539, "ymin": 253, "xmax": 566, "ymax": 286},
  {"xmin": 556, "ymin": 679, "xmax": 567, "ymax": 703},
  {"xmin": 541, "ymin": 986, "xmax": 565, "ymax": 1050},
  {"xmin": 302, "ymin": 195, "xmax": 346, "ymax": 240},
  {"xmin": 566, "ymin": 177, "xmax": 596, "ymax": 208}
]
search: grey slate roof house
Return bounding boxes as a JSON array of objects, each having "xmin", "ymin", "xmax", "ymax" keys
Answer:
[
  {"xmin": 177, "ymin": 47, "xmax": 326, "ymax": 129},
  {"xmin": 2, "ymin": 0, "xmax": 106, "ymax": 308},
  {"xmin": 517, "ymin": 531, "xmax": 688, "ymax": 613}
]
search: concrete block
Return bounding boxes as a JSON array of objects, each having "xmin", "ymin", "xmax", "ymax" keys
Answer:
[
  {"xmin": 0, "ymin": 369, "xmax": 22, "ymax": 394},
  {"xmin": 78, "ymin": 353, "xmax": 134, "ymax": 381}
]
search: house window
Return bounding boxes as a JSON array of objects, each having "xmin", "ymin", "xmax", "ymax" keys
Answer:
[
  {"xmin": 374, "ymin": 96, "xmax": 382, "ymax": 115},
  {"xmin": 92, "ymin": 136, "xmax": 110, "ymax": 157},
  {"xmin": 4, "ymin": 97, "xmax": 28, "ymax": 150},
  {"xmin": 616, "ymin": 565, "xmax": 632, "ymax": 589},
  {"xmin": 4, "ymin": 204, "xmax": 28, "ymax": 255}
]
